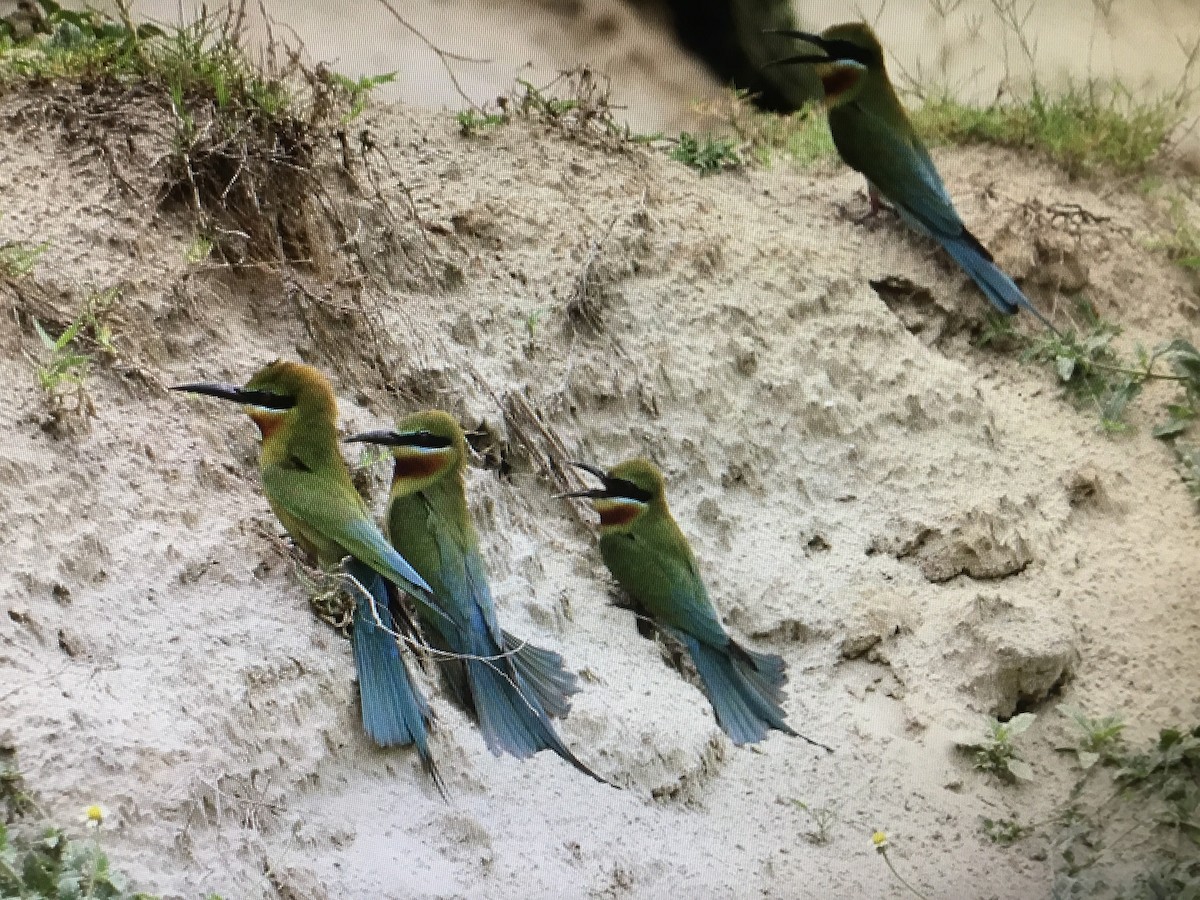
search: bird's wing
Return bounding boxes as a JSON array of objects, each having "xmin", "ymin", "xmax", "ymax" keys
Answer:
[
  {"xmin": 261, "ymin": 464, "xmax": 434, "ymax": 600},
  {"xmin": 832, "ymin": 104, "xmax": 969, "ymax": 242},
  {"xmin": 422, "ymin": 497, "xmax": 505, "ymax": 648},
  {"xmin": 605, "ymin": 528, "xmax": 730, "ymax": 651}
]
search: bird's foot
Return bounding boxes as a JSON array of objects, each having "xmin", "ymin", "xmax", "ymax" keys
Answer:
[{"xmin": 841, "ymin": 189, "xmax": 896, "ymax": 227}]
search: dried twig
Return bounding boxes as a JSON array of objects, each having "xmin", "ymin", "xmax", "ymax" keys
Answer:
[
  {"xmin": 567, "ymin": 207, "xmax": 624, "ymax": 335},
  {"xmin": 369, "ymin": 0, "xmax": 490, "ymax": 112}
]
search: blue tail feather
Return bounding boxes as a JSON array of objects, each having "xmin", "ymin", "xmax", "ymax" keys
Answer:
[
  {"xmin": 734, "ymin": 644, "xmax": 789, "ymax": 701},
  {"xmin": 502, "ymin": 629, "xmax": 580, "ymax": 720},
  {"xmin": 940, "ymin": 234, "xmax": 1055, "ymax": 330},
  {"xmin": 345, "ymin": 559, "xmax": 444, "ymax": 794},
  {"xmin": 673, "ymin": 630, "xmax": 789, "ymax": 746},
  {"xmin": 454, "ymin": 628, "xmax": 605, "ymax": 782}
]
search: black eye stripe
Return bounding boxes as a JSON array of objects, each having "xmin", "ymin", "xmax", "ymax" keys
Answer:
[
  {"xmin": 828, "ymin": 39, "xmax": 876, "ymax": 67},
  {"xmin": 395, "ymin": 431, "xmax": 454, "ymax": 449},
  {"xmin": 241, "ymin": 390, "xmax": 297, "ymax": 410},
  {"xmin": 607, "ymin": 478, "xmax": 654, "ymax": 503}
]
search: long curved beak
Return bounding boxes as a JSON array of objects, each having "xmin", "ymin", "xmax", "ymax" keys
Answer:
[
  {"xmin": 554, "ymin": 460, "xmax": 614, "ymax": 500},
  {"xmin": 764, "ymin": 29, "xmax": 827, "ymax": 45},
  {"xmin": 571, "ymin": 460, "xmax": 609, "ymax": 482},
  {"xmin": 344, "ymin": 429, "xmax": 404, "ymax": 446},
  {"xmin": 761, "ymin": 29, "xmax": 835, "ymax": 68},
  {"xmin": 171, "ymin": 382, "xmax": 251, "ymax": 404},
  {"xmin": 171, "ymin": 382, "xmax": 296, "ymax": 410}
]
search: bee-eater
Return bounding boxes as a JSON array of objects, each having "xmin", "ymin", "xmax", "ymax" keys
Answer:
[
  {"xmin": 562, "ymin": 459, "xmax": 831, "ymax": 750},
  {"xmin": 769, "ymin": 22, "xmax": 1055, "ymax": 331},
  {"xmin": 173, "ymin": 361, "xmax": 447, "ymax": 792},
  {"xmin": 346, "ymin": 412, "xmax": 604, "ymax": 782}
]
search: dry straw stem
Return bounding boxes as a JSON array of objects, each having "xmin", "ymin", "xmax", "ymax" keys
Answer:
[{"xmin": 368, "ymin": 0, "xmax": 489, "ymax": 113}]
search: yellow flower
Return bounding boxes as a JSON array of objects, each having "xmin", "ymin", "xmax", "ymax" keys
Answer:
[
  {"xmin": 81, "ymin": 804, "xmax": 108, "ymax": 829},
  {"xmin": 872, "ymin": 830, "xmax": 889, "ymax": 851}
]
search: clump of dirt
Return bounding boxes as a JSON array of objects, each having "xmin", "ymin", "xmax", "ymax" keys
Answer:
[{"xmin": 1, "ymin": 77, "xmax": 1198, "ymax": 900}]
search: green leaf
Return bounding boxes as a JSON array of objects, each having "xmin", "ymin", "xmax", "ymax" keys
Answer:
[
  {"xmin": 1160, "ymin": 727, "xmax": 1185, "ymax": 750},
  {"xmin": 361, "ymin": 71, "xmax": 396, "ymax": 90},
  {"xmin": 1055, "ymin": 355, "xmax": 1076, "ymax": 381},
  {"xmin": 58, "ymin": 869, "xmax": 83, "ymax": 899},
  {"xmin": 1165, "ymin": 344, "xmax": 1200, "ymax": 398},
  {"xmin": 1058, "ymin": 704, "xmax": 1086, "ymax": 727},
  {"xmin": 33, "ymin": 319, "xmax": 56, "ymax": 350},
  {"xmin": 1007, "ymin": 713, "xmax": 1037, "ymax": 736},
  {"xmin": 1154, "ymin": 418, "xmax": 1192, "ymax": 439},
  {"xmin": 1078, "ymin": 751, "xmax": 1100, "ymax": 770},
  {"xmin": 57, "ymin": 319, "xmax": 82, "ymax": 348},
  {"xmin": 1006, "ymin": 758, "xmax": 1035, "ymax": 781}
]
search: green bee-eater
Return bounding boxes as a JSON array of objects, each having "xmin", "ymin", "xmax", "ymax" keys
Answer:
[
  {"xmin": 346, "ymin": 412, "xmax": 604, "ymax": 782},
  {"xmin": 173, "ymin": 361, "xmax": 448, "ymax": 792},
  {"xmin": 563, "ymin": 459, "xmax": 830, "ymax": 750},
  {"xmin": 769, "ymin": 22, "xmax": 1055, "ymax": 330}
]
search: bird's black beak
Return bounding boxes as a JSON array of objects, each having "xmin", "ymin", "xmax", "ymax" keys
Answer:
[
  {"xmin": 762, "ymin": 29, "xmax": 833, "ymax": 68},
  {"xmin": 765, "ymin": 29, "xmax": 828, "ymax": 46},
  {"xmin": 344, "ymin": 429, "xmax": 404, "ymax": 446},
  {"xmin": 571, "ymin": 461, "xmax": 609, "ymax": 482},
  {"xmin": 172, "ymin": 382, "xmax": 297, "ymax": 410},
  {"xmin": 555, "ymin": 461, "xmax": 615, "ymax": 500},
  {"xmin": 344, "ymin": 430, "xmax": 454, "ymax": 449},
  {"xmin": 172, "ymin": 382, "xmax": 246, "ymax": 403}
]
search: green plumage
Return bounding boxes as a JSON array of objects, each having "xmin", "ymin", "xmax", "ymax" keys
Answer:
[
  {"xmin": 350, "ymin": 410, "xmax": 602, "ymax": 780},
  {"xmin": 173, "ymin": 361, "xmax": 444, "ymax": 792},
  {"xmin": 597, "ymin": 502, "xmax": 730, "ymax": 652},
  {"xmin": 771, "ymin": 22, "xmax": 1054, "ymax": 326},
  {"xmin": 576, "ymin": 459, "xmax": 827, "ymax": 749}
]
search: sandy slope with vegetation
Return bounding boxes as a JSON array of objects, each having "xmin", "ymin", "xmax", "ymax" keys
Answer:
[
  {"xmin": 81, "ymin": 0, "xmax": 1200, "ymax": 142},
  {"xmin": 2, "ymin": 4, "xmax": 1200, "ymax": 900}
]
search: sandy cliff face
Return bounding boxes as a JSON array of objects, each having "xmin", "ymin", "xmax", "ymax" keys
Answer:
[{"xmin": 1, "ymin": 62, "xmax": 1198, "ymax": 898}]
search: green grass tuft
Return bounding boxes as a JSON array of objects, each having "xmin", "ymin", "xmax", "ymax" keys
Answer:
[
  {"xmin": 0, "ymin": 1, "xmax": 391, "ymax": 263},
  {"xmin": 0, "ymin": 238, "xmax": 48, "ymax": 278},
  {"xmin": 980, "ymin": 299, "xmax": 1200, "ymax": 453},
  {"xmin": 669, "ymin": 132, "xmax": 743, "ymax": 174},
  {"xmin": 911, "ymin": 83, "xmax": 1179, "ymax": 178},
  {"xmin": 980, "ymin": 717, "xmax": 1200, "ymax": 897},
  {"xmin": 2, "ymin": 756, "xmax": 159, "ymax": 899},
  {"xmin": 961, "ymin": 713, "xmax": 1038, "ymax": 783},
  {"xmin": 705, "ymin": 89, "xmax": 837, "ymax": 169},
  {"xmin": 27, "ymin": 287, "xmax": 120, "ymax": 421}
]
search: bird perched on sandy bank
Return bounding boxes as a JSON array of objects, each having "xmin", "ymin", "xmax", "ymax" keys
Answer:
[
  {"xmin": 769, "ymin": 22, "xmax": 1056, "ymax": 331},
  {"xmin": 562, "ymin": 458, "xmax": 830, "ymax": 750},
  {"xmin": 173, "ymin": 361, "xmax": 447, "ymax": 793},
  {"xmin": 347, "ymin": 412, "xmax": 604, "ymax": 782}
]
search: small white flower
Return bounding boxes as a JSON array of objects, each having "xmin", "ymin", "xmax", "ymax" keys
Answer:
[{"xmin": 872, "ymin": 830, "xmax": 889, "ymax": 852}]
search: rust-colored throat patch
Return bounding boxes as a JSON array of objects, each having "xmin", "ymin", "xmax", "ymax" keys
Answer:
[
  {"xmin": 820, "ymin": 64, "xmax": 864, "ymax": 104},
  {"xmin": 595, "ymin": 498, "xmax": 645, "ymax": 528},
  {"xmin": 391, "ymin": 447, "xmax": 453, "ymax": 481}
]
